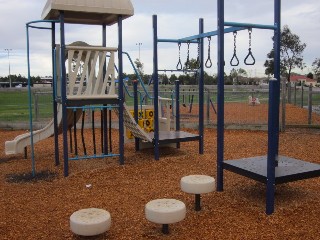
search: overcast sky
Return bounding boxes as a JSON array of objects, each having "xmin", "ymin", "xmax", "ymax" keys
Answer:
[{"xmin": 0, "ymin": 0, "xmax": 319, "ymax": 78}]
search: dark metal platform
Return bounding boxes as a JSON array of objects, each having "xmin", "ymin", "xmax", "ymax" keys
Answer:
[
  {"xmin": 224, "ymin": 155, "xmax": 320, "ymax": 184},
  {"xmin": 149, "ymin": 130, "xmax": 200, "ymax": 145},
  {"xmin": 66, "ymin": 98, "xmax": 119, "ymax": 106}
]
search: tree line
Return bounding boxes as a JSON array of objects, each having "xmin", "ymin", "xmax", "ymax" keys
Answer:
[
  {"xmin": 0, "ymin": 74, "xmax": 42, "ymax": 86},
  {"xmin": 2, "ymin": 25, "xmax": 320, "ymax": 87}
]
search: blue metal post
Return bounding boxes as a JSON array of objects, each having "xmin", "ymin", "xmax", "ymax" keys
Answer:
[
  {"xmin": 216, "ymin": 0, "xmax": 225, "ymax": 191},
  {"xmin": 266, "ymin": 78, "xmax": 277, "ymax": 215},
  {"xmin": 118, "ymin": 16, "xmax": 125, "ymax": 165},
  {"xmin": 26, "ymin": 25, "xmax": 36, "ymax": 177},
  {"xmin": 274, "ymin": 0, "xmax": 281, "ymax": 157},
  {"xmin": 59, "ymin": 11, "xmax": 69, "ymax": 177},
  {"xmin": 153, "ymin": 15, "xmax": 160, "ymax": 160},
  {"xmin": 175, "ymin": 80, "xmax": 180, "ymax": 149},
  {"xmin": 133, "ymin": 80, "xmax": 140, "ymax": 151},
  {"xmin": 266, "ymin": 0, "xmax": 281, "ymax": 215},
  {"xmin": 102, "ymin": 23, "xmax": 109, "ymax": 154},
  {"xmin": 52, "ymin": 22, "xmax": 59, "ymax": 166},
  {"xmin": 199, "ymin": 18, "xmax": 204, "ymax": 154}
]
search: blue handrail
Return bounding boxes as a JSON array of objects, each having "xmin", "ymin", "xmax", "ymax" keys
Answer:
[{"xmin": 122, "ymin": 52, "xmax": 154, "ymax": 100}]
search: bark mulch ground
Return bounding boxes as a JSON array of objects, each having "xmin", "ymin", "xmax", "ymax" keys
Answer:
[{"xmin": 1, "ymin": 125, "xmax": 320, "ymax": 239}]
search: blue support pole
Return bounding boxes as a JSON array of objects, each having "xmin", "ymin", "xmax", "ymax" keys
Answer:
[
  {"xmin": 175, "ymin": 80, "xmax": 180, "ymax": 149},
  {"xmin": 59, "ymin": 11, "xmax": 69, "ymax": 177},
  {"xmin": 274, "ymin": 0, "xmax": 281, "ymax": 157},
  {"xmin": 118, "ymin": 16, "xmax": 125, "ymax": 165},
  {"xmin": 102, "ymin": 23, "xmax": 109, "ymax": 155},
  {"xmin": 266, "ymin": 78, "xmax": 277, "ymax": 215},
  {"xmin": 26, "ymin": 25, "xmax": 36, "ymax": 177},
  {"xmin": 52, "ymin": 22, "xmax": 59, "ymax": 166},
  {"xmin": 153, "ymin": 15, "xmax": 160, "ymax": 160},
  {"xmin": 216, "ymin": 0, "xmax": 225, "ymax": 191},
  {"xmin": 199, "ymin": 18, "xmax": 204, "ymax": 154},
  {"xmin": 266, "ymin": 0, "xmax": 281, "ymax": 215},
  {"xmin": 133, "ymin": 80, "xmax": 140, "ymax": 151}
]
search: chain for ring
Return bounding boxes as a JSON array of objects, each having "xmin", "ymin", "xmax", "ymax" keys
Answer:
[
  {"xmin": 233, "ymin": 31, "xmax": 237, "ymax": 54},
  {"xmin": 249, "ymin": 28, "xmax": 252, "ymax": 49},
  {"xmin": 186, "ymin": 41, "xmax": 190, "ymax": 69},
  {"xmin": 244, "ymin": 28, "xmax": 255, "ymax": 65},
  {"xmin": 208, "ymin": 37, "xmax": 211, "ymax": 57},
  {"xmin": 230, "ymin": 31, "xmax": 239, "ymax": 66},
  {"xmin": 205, "ymin": 37, "xmax": 212, "ymax": 68},
  {"xmin": 176, "ymin": 42, "xmax": 182, "ymax": 70}
]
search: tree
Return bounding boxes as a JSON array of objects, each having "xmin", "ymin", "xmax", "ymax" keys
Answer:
[
  {"xmin": 204, "ymin": 72, "xmax": 217, "ymax": 85},
  {"xmin": 229, "ymin": 68, "xmax": 247, "ymax": 85},
  {"xmin": 264, "ymin": 25, "xmax": 306, "ymax": 82},
  {"xmin": 312, "ymin": 58, "xmax": 320, "ymax": 81},
  {"xmin": 306, "ymin": 72, "xmax": 313, "ymax": 79},
  {"xmin": 184, "ymin": 58, "xmax": 199, "ymax": 71},
  {"xmin": 264, "ymin": 25, "xmax": 306, "ymax": 102},
  {"xmin": 159, "ymin": 74, "xmax": 169, "ymax": 85},
  {"xmin": 169, "ymin": 74, "xmax": 178, "ymax": 84},
  {"xmin": 264, "ymin": 49, "xmax": 286, "ymax": 76},
  {"xmin": 182, "ymin": 58, "xmax": 199, "ymax": 85}
]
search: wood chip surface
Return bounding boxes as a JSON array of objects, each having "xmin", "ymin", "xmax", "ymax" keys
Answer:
[{"xmin": 1, "ymin": 113, "xmax": 320, "ymax": 239}]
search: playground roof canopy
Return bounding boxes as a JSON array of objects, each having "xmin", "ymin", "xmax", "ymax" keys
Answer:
[{"xmin": 41, "ymin": 0, "xmax": 134, "ymax": 25}]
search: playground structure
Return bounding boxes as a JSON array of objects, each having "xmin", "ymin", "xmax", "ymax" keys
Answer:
[
  {"xmin": 153, "ymin": 0, "xmax": 320, "ymax": 214},
  {"xmin": 3, "ymin": 0, "xmax": 320, "ymax": 216},
  {"xmin": 5, "ymin": 0, "xmax": 202, "ymax": 178},
  {"xmin": 5, "ymin": 0, "xmax": 134, "ymax": 178},
  {"xmin": 214, "ymin": 0, "xmax": 320, "ymax": 215}
]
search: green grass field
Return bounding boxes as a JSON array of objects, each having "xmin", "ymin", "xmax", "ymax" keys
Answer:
[
  {"xmin": 0, "ymin": 90, "xmax": 53, "ymax": 122},
  {"xmin": 0, "ymin": 88, "xmax": 319, "ymax": 122}
]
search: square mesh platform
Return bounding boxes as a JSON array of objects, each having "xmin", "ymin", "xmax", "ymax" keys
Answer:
[{"xmin": 224, "ymin": 155, "xmax": 320, "ymax": 184}]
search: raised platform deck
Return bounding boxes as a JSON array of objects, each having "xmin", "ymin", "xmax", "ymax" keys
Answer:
[
  {"xmin": 224, "ymin": 155, "xmax": 320, "ymax": 184},
  {"xmin": 149, "ymin": 131, "xmax": 200, "ymax": 145}
]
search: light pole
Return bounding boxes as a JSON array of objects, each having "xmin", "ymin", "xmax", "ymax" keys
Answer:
[
  {"xmin": 136, "ymin": 42, "xmax": 142, "ymax": 60},
  {"xmin": 4, "ymin": 48, "xmax": 12, "ymax": 88}
]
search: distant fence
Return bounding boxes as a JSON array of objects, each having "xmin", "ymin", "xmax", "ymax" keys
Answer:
[{"xmin": 0, "ymin": 84, "xmax": 319, "ymax": 130}]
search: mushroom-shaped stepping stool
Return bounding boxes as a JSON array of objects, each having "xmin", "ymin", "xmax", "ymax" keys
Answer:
[
  {"xmin": 180, "ymin": 175, "xmax": 216, "ymax": 211},
  {"xmin": 70, "ymin": 208, "xmax": 111, "ymax": 237},
  {"xmin": 145, "ymin": 199, "xmax": 186, "ymax": 234}
]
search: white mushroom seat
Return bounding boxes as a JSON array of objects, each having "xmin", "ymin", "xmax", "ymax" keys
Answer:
[
  {"xmin": 180, "ymin": 175, "xmax": 216, "ymax": 211},
  {"xmin": 70, "ymin": 208, "xmax": 111, "ymax": 236},
  {"xmin": 145, "ymin": 199, "xmax": 186, "ymax": 234}
]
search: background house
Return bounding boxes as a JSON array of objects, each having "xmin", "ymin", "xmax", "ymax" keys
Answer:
[{"xmin": 290, "ymin": 75, "xmax": 317, "ymax": 87}]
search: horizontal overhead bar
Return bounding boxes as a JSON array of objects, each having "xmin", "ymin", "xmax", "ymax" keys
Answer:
[
  {"xmin": 157, "ymin": 39, "xmax": 198, "ymax": 43},
  {"xmin": 28, "ymin": 26, "xmax": 53, "ymax": 30},
  {"xmin": 158, "ymin": 69, "xmax": 198, "ymax": 73},
  {"xmin": 178, "ymin": 27, "xmax": 246, "ymax": 42},
  {"xmin": 224, "ymin": 21, "xmax": 277, "ymax": 30},
  {"xmin": 158, "ymin": 22, "xmax": 275, "ymax": 44}
]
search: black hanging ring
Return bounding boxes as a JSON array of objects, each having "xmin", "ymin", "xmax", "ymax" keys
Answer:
[
  {"xmin": 176, "ymin": 59, "xmax": 183, "ymax": 70},
  {"xmin": 244, "ymin": 48, "xmax": 256, "ymax": 65},
  {"xmin": 230, "ymin": 53, "xmax": 239, "ymax": 66},
  {"xmin": 205, "ymin": 58, "xmax": 212, "ymax": 68},
  {"xmin": 176, "ymin": 42, "xmax": 183, "ymax": 70}
]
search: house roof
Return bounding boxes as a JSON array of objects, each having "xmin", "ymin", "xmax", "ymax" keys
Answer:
[
  {"xmin": 41, "ymin": 0, "xmax": 134, "ymax": 25},
  {"xmin": 290, "ymin": 75, "xmax": 316, "ymax": 83}
]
